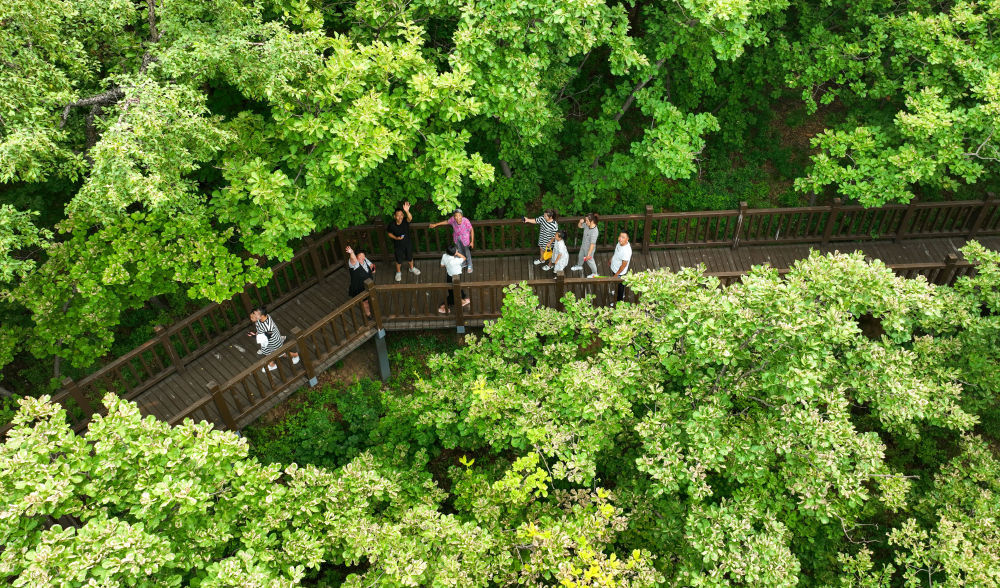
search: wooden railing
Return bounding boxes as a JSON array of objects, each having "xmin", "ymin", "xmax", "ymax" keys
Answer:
[
  {"xmin": 8, "ymin": 196, "xmax": 997, "ymax": 435},
  {"xmin": 169, "ymin": 290, "xmax": 377, "ymax": 429}
]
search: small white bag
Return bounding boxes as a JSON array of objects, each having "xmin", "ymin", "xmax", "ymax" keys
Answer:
[{"xmin": 255, "ymin": 332, "xmax": 269, "ymax": 349}]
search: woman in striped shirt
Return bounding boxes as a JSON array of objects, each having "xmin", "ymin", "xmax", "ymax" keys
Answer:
[
  {"xmin": 248, "ymin": 307, "xmax": 299, "ymax": 372},
  {"xmin": 523, "ymin": 209, "xmax": 559, "ymax": 270}
]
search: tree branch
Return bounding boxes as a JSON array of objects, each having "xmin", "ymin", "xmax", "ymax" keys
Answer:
[
  {"xmin": 60, "ymin": 87, "xmax": 125, "ymax": 128},
  {"xmin": 592, "ymin": 56, "xmax": 668, "ymax": 168}
]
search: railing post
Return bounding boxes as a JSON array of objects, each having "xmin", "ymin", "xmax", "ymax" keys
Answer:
[
  {"xmin": 732, "ymin": 201, "xmax": 748, "ymax": 249},
  {"xmin": 555, "ymin": 271, "xmax": 566, "ymax": 311},
  {"xmin": 968, "ymin": 193, "xmax": 994, "ymax": 238},
  {"xmin": 364, "ymin": 279, "xmax": 384, "ymax": 332},
  {"xmin": 62, "ymin": 377, "xmax": 92, "ymax": 418},
  {"xmin": 305, "ymin": 236, "xmax": 326, "ymax": 284},
  {"xmin": 374, "ymin": 217, "xmax": 391, "ymax": 263},
  {"xmin": 821, "ymin": 198, "xmax": 842, "ymax": 245},
  {"xmin": 453, "ymin": 276, "xmax": 465, "ymax": 334},
  {"xmin": 333, "ymin": 230, "xmax": 346, "ymax": 265},
  {"xmin": 239, "ymin": 287, "xmax": 254, "ymax": 316},
  {"xmin": 290, "ymin": 327, "xmax": 318, "ymax": 387},
  {"xmin": 894, "ymin": 201, "xmax": 917, "ymax": 243},
  {"xmin": 208, "ymin": 381, "xmax": 236, "ymax": 430},
  {"xmin": 941, "ymin": 253, "xmax": 959, "ymax": 285},
  {"xmin": 642, "ymin": 205, "xmax": 653, "ymax": 256},
  {"xmin": 154, "ymin": 325, "xmax": 186, "ymax": 375}
]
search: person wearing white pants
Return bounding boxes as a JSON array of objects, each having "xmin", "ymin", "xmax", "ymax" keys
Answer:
[{"xmin": 551, "ymin": 230, "xmax": 569, "ymax": 275}]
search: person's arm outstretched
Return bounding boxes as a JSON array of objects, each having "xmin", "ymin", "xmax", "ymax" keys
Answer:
[
  {"xmin": 429, "ymin": 218, "xmax": 449, "ymax": 228},
  {"xmin": 523, "ymin": 216, "xmax": 537, "ymax": 224},
  {"xmin": 346, "ymin": 246, "xmax": 358, "ymax": 266},
  {"xmin": 403, "ymin": 201, "xmax": 413, "ymax": 222}
]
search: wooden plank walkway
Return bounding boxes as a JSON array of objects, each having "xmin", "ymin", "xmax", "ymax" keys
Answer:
[{"xmin": 130, "ymin": 234, "xmax": 999, "ymax": 429}]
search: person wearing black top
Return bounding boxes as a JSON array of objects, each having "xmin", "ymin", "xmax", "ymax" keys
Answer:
[
  {"xmin": 345, "ymin": 246, "xmax": 374, "ymax": 318},
  {"xmin": 387, "ymin": 201, "xmax": 420, "ymax": 282}
]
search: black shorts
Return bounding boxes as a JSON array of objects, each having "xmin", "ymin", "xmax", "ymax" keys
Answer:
[{"xmin": 394, "ymin": 240, "xmax": 413, "ymax": 263}]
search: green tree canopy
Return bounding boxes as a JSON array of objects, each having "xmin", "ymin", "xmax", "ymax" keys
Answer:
[{"xmin": 2, "ymin": 247, "xmax": 999, "ymax": 585}]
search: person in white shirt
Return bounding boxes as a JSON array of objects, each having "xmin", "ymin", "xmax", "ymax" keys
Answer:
[
  {"xmin": 438, "ymin": 245, "xmax": 471, "ymax": 314},
  {"xmin": 610, "ymin": 232, "xmax": 632, "ymax": 301},
  {"xmin": 551, "ymin": 230, "xmax": 569, "ymax": 275}
]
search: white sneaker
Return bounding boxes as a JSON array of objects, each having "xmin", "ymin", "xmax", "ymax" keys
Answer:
[
  {"xmin": 570, "ymin": 265, "xmax": 583, "ymax": 271},
  {"xmin": 394, "ymin": 271, "xmax": 402, "ymax": 282},
  {"xmin": 542, "ymin": 264, "xmax": 552, "ymax": 271},
  {"xmin": 587, "ymin": 273, "xmax": 598, "ymax": 278},
  {"xmin": 292, "ymin": 356, "xmax": 300, "ymax": 365},
  {"xmin": 533, "ymin": 259, "xmax": 543, "ymax": 265},
  {"xmin": 466, "ymin": 267, "xmax": 473, "ymax": 274},
  {"xmin": 409, "ymin": 267, "xmax": 421, "ymax": 275}
]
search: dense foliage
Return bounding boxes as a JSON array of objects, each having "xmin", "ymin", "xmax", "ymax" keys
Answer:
[
  {"xmin": 3, "ymin": 248, "xmax": 998, "ymax": 586},
  {"xmin": 3, "ymin": 0, "xmax": 1000, "ymax": 382}
]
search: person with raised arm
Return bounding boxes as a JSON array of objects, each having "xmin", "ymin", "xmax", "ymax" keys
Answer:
[
  {"xmin": 429, "ymin": 208, "xmax": 474, "ymax": 274},
  {"xmin": 387, "ymin": 201, "xmax": 420, "ymax": 282},
  {"xmin": 522, "ymin": 209, "xmax": 558, "ymax": 270},
  {"xmin": 345, "ymin": 246, "xmax": 374, "ymax": 319},
  {"xmin": 570, "ymin": 212, "xmax": 599, "ymax": 278}
]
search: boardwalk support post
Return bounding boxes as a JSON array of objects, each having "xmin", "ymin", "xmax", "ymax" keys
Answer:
[
  {"xmin": 305, "ymin": 236, "xmax": 326, "ymax": 284},
  {"xmin": 555, "ymin": 271, "xmax": 566, "ymax": 311},
  {"xmin": 453, "ymin": 276, "xmax": 465, "ymax": 334},
  {"xmin": 895, "ymin": 201, "xmax": 917, "ymax": 243},
  {"xmin": 374, "ymin": 330, "xmax": 390, "ymax": 382},
  {"xmin": 822, "ymin": 198, "xmax": 842, "ymax": 245},
  {"xmin": 642, "ymin": 205, "xmax": 653, "ymax": 255},
  {"xmin": 732, "ymin": 201, "xmax": 748, "ymax": 249},
  {"xmin": 154, "ymin": 325, "xmax": 186, "ymax": 375},
  {"xmin": 208, "ymin": 381, "xmax": 236, "ymax": 430},
  {"xmin": 62, "ymin": 377, "xmax": 92, "ymax": 418},
  {"xmin": 290, "ymin": 327, "xmax": 318, "ymax": 387},
  {"xmin": 968, "ymin": 193, "xmax": 994, "ymax": 238}
]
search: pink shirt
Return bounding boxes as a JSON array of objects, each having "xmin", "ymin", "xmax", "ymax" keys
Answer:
[{"xmin": 447, "ymin": 217, "xmax": 473, "ymax": 246}]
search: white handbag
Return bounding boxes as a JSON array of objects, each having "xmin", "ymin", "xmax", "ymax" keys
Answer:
[{"xmin": 255, "ymin": 332, "xmax": 269, "ymax": 349}]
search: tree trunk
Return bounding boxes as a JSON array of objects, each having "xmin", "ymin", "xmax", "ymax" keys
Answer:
[
  {"xmin": 495, "ymin": 138, "xmax": 513, "ymax": 178},
  {"xmin": 592, "ymin": 56, "xmax": 668, "ymax": 169},
  {"xmin": 499, "ymin": 158, "xmax": 513, "ymax": 178}
]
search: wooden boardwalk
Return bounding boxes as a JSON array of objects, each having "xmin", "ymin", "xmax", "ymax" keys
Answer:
[
  {"xmin": 136, "ymin": 234, "xmax": 998, "ymax": 429},
  {"xmin": 15, "ymin": 197, "xmax": 1000, "ymax": 434}
]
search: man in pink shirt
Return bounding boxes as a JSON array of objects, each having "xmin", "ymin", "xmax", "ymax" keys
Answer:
[{"xmin": 430, "ymin": 208, "xmax": 474, "ymax": 274}]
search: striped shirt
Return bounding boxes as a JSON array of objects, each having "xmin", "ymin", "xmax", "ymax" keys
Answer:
[
  {"xmin": 254, "ymin": 315, "xmax": 285, "ymax": 355},
  {"xmin": 535, "ymin": 216, "xmax": 559, "ymax": 247}
]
